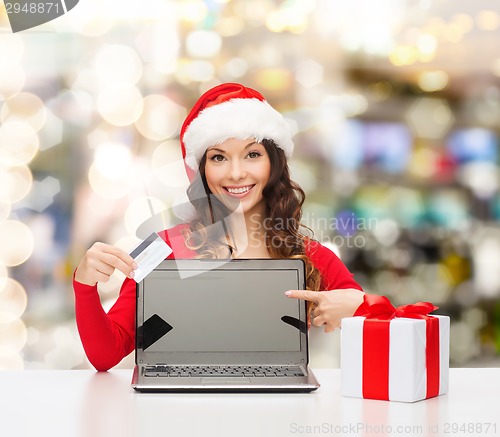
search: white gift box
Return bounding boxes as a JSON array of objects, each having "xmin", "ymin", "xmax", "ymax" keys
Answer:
[{"xmin": 341, "ymin": 315, "xmax": 450, "ymax": 402}]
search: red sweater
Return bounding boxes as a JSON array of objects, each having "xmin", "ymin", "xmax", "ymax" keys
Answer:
[{"xmin": 74, "ymin": 224, "xmax": 362, "ymax": 371}]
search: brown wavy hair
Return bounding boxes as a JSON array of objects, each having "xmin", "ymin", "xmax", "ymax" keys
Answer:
[{"xmin": 182, "ymin": 139, "xmax": 321, "ymax": 292}]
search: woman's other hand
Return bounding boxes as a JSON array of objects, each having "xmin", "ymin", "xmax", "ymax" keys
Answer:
[
  {"xmin": 74, "ymin": 242, "xmax": 137, "ymax": 286},
  {"xmin": 285, "ymin": 288, "xmax": 365, "ymax": 333}
]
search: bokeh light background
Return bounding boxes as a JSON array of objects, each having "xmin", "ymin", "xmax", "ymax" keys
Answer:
[{"xmin": 1, "ymin": 0, "xmax": 500, "ymax": 370}]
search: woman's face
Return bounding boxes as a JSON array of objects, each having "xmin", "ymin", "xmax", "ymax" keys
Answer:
[{"xmin": 204, "ymin": 137, "xmax": 271, "ymax": 217}]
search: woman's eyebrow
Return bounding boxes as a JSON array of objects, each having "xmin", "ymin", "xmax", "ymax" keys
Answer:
[
  {"xmin": 208, "ymin": 142, "xmax": 258, "ymax": 153},
  {"xmin": 207, "ymin": 147, "xmax": 226, "ymax": 153}
]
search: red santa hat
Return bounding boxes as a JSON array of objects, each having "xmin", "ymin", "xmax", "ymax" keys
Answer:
[{"xmin": 180, "ymin": 83, "xmax": 294, "ymax": 181}]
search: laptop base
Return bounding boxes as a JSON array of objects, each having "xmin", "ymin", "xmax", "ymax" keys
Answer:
[{"xmin": 131, "ymin": 365, "xmax": 320, "ymax": 393}]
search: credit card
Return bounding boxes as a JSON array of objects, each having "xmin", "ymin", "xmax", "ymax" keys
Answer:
[{"xmin": 130, "ymin": 232, "xmax": 172, "ymax": 283}]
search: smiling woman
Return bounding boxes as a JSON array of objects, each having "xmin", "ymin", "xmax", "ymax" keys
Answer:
[{"xmin": 73, "ymin": 83, "xmax": 364, "ymax": 371}]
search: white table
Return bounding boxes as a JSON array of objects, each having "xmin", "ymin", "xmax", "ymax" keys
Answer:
[{"xmin": 1, "ymin": 369, "xmax": 498, "ymax": 437}]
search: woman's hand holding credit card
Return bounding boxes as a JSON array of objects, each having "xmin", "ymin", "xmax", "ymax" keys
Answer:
[{"xmin": 74, "ymin": 233, "xmax": 172, "ymax": 286}]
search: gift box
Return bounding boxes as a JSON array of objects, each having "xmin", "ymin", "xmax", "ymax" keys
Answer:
[{"xmin": 341, "ymin": 294, "xmax": 449, "ymax": 402}]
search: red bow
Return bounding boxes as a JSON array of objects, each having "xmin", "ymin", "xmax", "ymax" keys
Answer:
[{"xmin": 354, "ymin": 294, "xmax": 438, "ymax": 320}]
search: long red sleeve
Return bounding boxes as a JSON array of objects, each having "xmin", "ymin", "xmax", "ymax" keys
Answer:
[{"xmin": 74, "ymin": 276, "xmax": 136, "ymax": 371}]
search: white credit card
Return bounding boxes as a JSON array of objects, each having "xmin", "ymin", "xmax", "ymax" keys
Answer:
[{"xmin": 129, "ymin": 232, "xmax": 173, "ymax": 283}]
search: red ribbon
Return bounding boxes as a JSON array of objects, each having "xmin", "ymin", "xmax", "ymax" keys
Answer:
[{"xmin": 353, "ymin": 294, "xmax": 440, "ymax": 400}]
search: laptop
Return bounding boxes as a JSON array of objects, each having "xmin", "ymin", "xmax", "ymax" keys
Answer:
[{"xmin": 131, "ymin": 259, "xmax": 320, "ymax": 392}]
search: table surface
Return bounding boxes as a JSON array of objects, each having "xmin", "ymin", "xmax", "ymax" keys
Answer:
[{"xmin": 1, "ymin": 368, "xmax": 499, "ymax": 437}]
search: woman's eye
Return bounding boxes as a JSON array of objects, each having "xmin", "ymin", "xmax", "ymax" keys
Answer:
[
  {"xmin": 210, "ymin": 154, "xmax": 226, "ymax": 162},
  {"xmin": 248, "ymin": 151, "xmax": 262, "ymax": 159}
]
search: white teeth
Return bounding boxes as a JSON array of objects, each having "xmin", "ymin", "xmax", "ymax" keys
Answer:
[{"xmin": 227, "ymin": 186, "xmax": 252, "ymax": 194}]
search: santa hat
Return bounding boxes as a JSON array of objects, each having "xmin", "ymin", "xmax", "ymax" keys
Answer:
[{"xmin": 180, "ymin": 83, "xmax": 294, "ymax": 181}]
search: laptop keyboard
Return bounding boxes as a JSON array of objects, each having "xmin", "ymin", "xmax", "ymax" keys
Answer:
[{"xmin": 144, "ymin": 365, "xmax": 305, "ymax": 378}]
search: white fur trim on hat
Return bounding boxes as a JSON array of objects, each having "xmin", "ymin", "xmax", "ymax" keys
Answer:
[{"xmin": 182, "ymin": 98, "xmax": 294, "ymax": 171}]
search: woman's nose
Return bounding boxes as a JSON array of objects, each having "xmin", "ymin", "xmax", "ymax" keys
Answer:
[{"xmin": 228, "ymin": 160, "xmax": 246, "ymax": 180}]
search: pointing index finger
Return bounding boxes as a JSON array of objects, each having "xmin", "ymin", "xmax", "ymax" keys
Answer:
[{"xmin": 285, "ymin": 290, "xmax": 321, "ymax": 303}]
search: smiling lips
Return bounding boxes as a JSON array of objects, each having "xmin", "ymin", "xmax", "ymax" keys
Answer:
[{"xmin": 223, "ymin": 184, "xmax": 255, "ymax": 198}]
